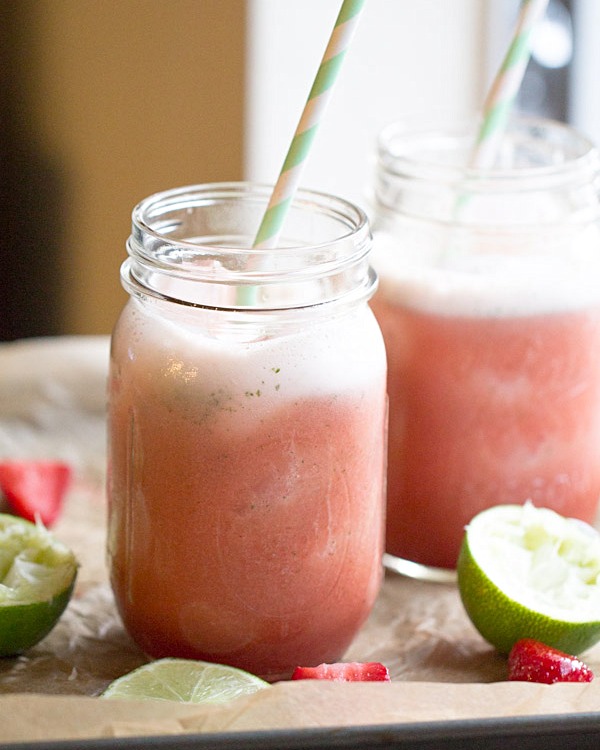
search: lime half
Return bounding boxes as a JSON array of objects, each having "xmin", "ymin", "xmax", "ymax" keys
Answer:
[
  {"xmin": 0, "ymin": 513, "xmax": 78, "ymax": 656},
  {"xmin": 457, "ymin": 503, "xmax": 600, "ymax": 655},
  {"xmin": 101, "ymin": 658, "xmax": 270, "ymax": 704}
]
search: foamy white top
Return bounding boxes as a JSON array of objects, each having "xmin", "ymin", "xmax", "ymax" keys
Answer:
[
  {"xmin": 372, "ymin": 223, "xmax": 600, "ymax": 317},
  {"xmin": 119, "ymin": 300, "xmax": 385, "ymax": 429}
]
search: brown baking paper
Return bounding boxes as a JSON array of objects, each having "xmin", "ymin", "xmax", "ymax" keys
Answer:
[
  {"xmin": 3, "ymin": 680, "xmax": 600, "ymax": 743},
  {"xmin": 0, "ymin": 336, "xmax": 599, "ymax": 743}
]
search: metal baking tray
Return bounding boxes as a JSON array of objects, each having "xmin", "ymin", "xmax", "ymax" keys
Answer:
[{"xmin": 3, "ymin": 713, "xmax": 600, "ymax": 750}]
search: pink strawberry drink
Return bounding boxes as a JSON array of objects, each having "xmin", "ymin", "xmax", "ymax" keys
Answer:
[
  {"xmin": 370, "ymin": 118, "xmax": 600, "ymax": 575},
  {"xmin": 107, "ymin": 184, "xmax": 387, "ymax": 680}
]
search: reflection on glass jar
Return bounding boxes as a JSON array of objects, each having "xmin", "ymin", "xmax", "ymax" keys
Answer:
[
  {"xmin": 370, "ymin": 117, "xmax": 600, "ymax": 580},
  {"xmin": 107, "ymin": 183, "xmax": 387, "ymax": 680}
]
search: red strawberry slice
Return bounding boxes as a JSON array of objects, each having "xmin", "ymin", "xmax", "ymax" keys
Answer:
[
  {"xmin": 508, "ymin": 638, "xmax": 594, "ymax": 684},
  {"xmin": 0, "ymin": 460, "xmax": 72, "ymax": 527},
  {"xmin": 291, "ymin": 662, "xmax": 391, "ymax": 682}
]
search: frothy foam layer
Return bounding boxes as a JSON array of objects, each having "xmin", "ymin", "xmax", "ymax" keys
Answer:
[
  {"xmin": 117, "ymin": 302, "xmax": 386, "ymax": 433},
  {"xmin": 373, "ymin": 228, "xmax": 600, "ymax": 317}
]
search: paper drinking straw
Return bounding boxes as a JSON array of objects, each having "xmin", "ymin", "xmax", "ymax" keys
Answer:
[
  {"xmin": 470, "ymin": 0, "xmax": 549, "ymax": 169},
  {"xmin": 252, "ymin": 0, "xmax": 366, "ymax": 249}
]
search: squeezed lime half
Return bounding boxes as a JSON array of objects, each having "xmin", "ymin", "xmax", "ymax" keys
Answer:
[
  {"xmin": 0, "ymin": 513, "xmax": 77, "ymax": 656},
  {"xmin": 457, "ymin": 503, "xmax": 600, "ymax": 655}
]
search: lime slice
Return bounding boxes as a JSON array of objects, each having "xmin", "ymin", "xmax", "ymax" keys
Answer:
[
  {"xmin": 0, "ymin": 513, "xmax": 78, "ymax": 656},
  {"xmin": 101, "ymin": 658, "xmax": 270, "ymax": 703},
  {"xmin": 457, "ymin": 503, "xmax": 600, "ymax": 655}
]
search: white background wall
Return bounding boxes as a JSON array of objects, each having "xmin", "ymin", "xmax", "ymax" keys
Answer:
[
  {"xmin": 244, "ymin": 0, "xmax": 488, "ymax": 209},
  {"xmin": 570, "ymin": 0, "xmax": 600, "ymax": 143}
]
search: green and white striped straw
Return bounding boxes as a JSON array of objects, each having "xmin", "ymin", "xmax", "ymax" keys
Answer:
[
  {"xmin": 253, "ymin": 0, "xmax": 366, "ymax": 249},
  {"xmin": 470, "ymin": 0, "xmax": 549, "ymax": 169}
]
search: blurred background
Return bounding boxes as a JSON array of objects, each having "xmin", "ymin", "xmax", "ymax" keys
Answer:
[{"xmin": 0, "ymin": 0, "xmax": 592, "ymax": 340}]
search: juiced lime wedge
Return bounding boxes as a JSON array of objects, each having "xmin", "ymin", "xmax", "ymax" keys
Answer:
[
  {"xmin": 0, "ymin": 513, "xmax": 77, "ymax": 656},
  {"xmin": 457, "ymin": 503, "xmax": 600, "ymax": 655},
  {"xmin": 101, "ymin": 658, "xmax": 270, "ymax": 703}
]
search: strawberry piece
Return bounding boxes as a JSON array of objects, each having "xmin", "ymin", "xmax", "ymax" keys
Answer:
[
  {"xmin": 0, "ymin": 460, "xmax": 72, "ymax": 527},
  {"xmin": 508, "ymin": 638, "xmax": 594, "ymax": 684},
  {"xmin": 291, "ymin": 662, "xmax": 391, "ymax": 682}
]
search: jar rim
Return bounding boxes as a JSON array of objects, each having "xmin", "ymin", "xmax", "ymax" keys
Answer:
[
  {"xmin": 124, "ymin": 182, "xmax": 376, "ymax": 311},
  {"xmin": 132, "ymin": 181, "xmax": 369, "ymax": 254},
  {"xmin": 376, "ymin": 115, "xmax": 600, "ymax": 188}
]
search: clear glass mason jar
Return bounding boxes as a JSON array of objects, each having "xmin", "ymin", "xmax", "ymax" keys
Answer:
[
  {"xmin": 107, "ymin": 182, "xmax": 387, "ymax": 680},
  {"xmin": 369, "ymin": 117, "xmax": 600, "ymax": 582}
]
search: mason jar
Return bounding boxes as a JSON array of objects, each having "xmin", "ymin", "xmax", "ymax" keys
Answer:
[
  {"xmin": 369, "ymin": 117, "xmax": 600, "ymax": 581},
  {"xmin": 107, "ymin": 182, "xmax": 387, "ymax": 680}
]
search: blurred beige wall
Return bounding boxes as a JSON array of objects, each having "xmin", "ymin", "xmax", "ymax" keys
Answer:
[{"xmin": 23, "ymin": 0, "xmax": 246, "ymax": 335}]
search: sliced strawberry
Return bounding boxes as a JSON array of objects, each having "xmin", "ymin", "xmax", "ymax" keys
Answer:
[
  {"xmin": 0, "ymin": 460, "xmax": 72, "ymax": 527},
  {"xmin": 508, "ymin": 638, "xmax": 594, "ymax": 684},
  {"xmin": 291, "ymin": 662, "xmax": 391, "ymax": 682}
]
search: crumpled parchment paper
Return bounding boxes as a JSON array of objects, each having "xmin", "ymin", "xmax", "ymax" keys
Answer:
[{"xmin": 0, "ymin": 336, "xmax": 599, "ymax": 743}]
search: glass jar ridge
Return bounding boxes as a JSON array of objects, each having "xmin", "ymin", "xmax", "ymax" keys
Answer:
[
  {"xmin": 372, "ymin": 116, "xmax": 600, "ymax": 229},
  {"xmin": 123, "ymin": 181, "xmax": 376, "ymax": 311}
]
